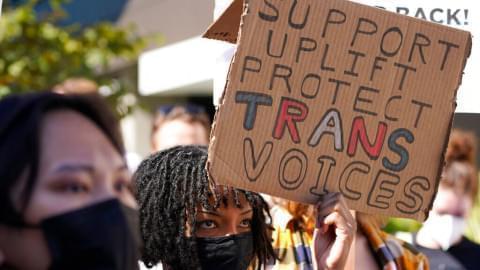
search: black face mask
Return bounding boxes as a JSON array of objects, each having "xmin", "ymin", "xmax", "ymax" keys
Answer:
[
  {"xmin": 39, "ymin": 199, "xmax": 141, "ymax": 270},
  {"xmin": 196, "ymin": 232, "xmax": 254, "ymax": 270}
]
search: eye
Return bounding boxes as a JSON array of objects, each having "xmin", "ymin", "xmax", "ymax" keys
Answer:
[
  {"xmin": 59, "ymin": 181, "xmax": 89, "ymax": 194},
  {"xmin": 239, "ymin": 218, "xmax": 252, "ymax": 228},
  {"xmin": 114, "ymin": 179, "xmax": 132, "ymax": 193},
  {"xmin": 197, "ymin": 220, "xmax": 217, "ymax": 229}
]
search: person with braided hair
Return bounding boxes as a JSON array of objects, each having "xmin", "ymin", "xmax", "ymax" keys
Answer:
[{"xmin": 134, "ymin": 145, "xmax": 356, "ymax": 270}]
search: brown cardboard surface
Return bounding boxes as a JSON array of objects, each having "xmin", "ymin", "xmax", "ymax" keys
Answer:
[
  {"xmin": 203, "ymin": 0, "xmax": 243, "ymax": 44},
  {"xmin": 206, "ymin": 0, "xmax": 471, "ymax": 221}
]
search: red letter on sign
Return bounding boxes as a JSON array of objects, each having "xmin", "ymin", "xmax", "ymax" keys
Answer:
[
  {"xmin": 347, "ymin": 116, "xmax": 387, "ymax": 160},
  {"xmin": 273, "ymin": 97, "xmax": 308, "ymax": 143}
]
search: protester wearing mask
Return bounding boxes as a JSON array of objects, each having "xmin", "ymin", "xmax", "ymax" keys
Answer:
[
  {"xmin": 414, "ymin": 130, "xmax": 480, "ymax": 269},
  {"xmin": 0, "ymin": 92, "xmax": 141, "ymax": 269},
  {"xmin": 134, "ymin": 145, "xmax": 356, "ymax": 270}
]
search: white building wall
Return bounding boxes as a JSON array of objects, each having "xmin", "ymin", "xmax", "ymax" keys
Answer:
[
  {"xmin": 117, "ymin": 0, "xmax": 215, "ymax": 160},
  {"xmin": 118, "ymin": 0, "xmax": 214, "ymax": 46}
]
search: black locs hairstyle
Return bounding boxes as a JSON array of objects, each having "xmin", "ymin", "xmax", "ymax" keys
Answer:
[
  {"xmin": 0, "ymin": 92, "xmax": 124, "ymax": 227},
  {"xmin": 134, "ymin": 145, "xmax": 275, "ymax": 269}
]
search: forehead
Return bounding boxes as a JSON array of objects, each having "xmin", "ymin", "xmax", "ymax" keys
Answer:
[
  {"xmin": 153, "ymin": 119, "xmax": 208, "ymax": 150},
  {"xmin": 157, "ymin": 119, "xmax": 206, "ymax": 136},
  {"xmin": 38, "ymin": 110, "xmax": 123, "ymax": 172},
  {"xmin": 201, "ymin": 187, "xmax": 252, "ymax": 210}
]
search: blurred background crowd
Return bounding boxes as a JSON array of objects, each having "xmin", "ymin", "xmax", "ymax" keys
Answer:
[{"xmin": 0, "ymin": 0, "xmax": 479, "ymax": 269}]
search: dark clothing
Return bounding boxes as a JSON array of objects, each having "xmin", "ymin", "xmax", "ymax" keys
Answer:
[
  {"xmin": 448, "ymin": 237, "xmax": 480, "ymax": 270},
  {"xmin": 413, "ymin": 233, "xmax": 480, "ymax": 270},
  {"xmin": 416, "ymin": 245, "xmax": 465, "ymax": 270}
]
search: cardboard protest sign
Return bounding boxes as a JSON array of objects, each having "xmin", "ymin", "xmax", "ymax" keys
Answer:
[
  {"xmin": 352, "ymin": 0, "xmax": 480, "ymax": 113},
  {"xmin": 204, "ymin": 0, "xmax": 471, "ymax": 221}
]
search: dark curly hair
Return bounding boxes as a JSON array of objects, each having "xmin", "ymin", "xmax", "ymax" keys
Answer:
[{"xmin": 134, "ymin": 145, "xmax": 274, "ymax": 269}]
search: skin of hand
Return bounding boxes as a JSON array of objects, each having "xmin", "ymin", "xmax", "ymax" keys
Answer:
[{"xmin": 312, "ymin": 193, "xmax": 356, "ymax": 270}]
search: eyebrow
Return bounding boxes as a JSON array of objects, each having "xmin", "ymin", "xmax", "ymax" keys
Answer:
[
  {"xmin": 53, "ymin": 164, "xmax": 95, "ymax": 174},
  {"xmin": 198, "ymin": 208, "xmax": 253, "ymax": 217},
  {"xmin": 198, "ymin": 210, "xmax": 221, "ymax": 217},
  {"xmin": 241, "ymin": 209, "xmax": 253, "ymax": 215},
  {"xmin": 52, "ymin": 163, "xmax": 128, "ymax": 174}
]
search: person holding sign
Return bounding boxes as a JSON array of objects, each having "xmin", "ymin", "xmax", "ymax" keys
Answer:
[
  {"xmin": 134, "ymin": 145, "xmax": 356, "ymax": 270},
  {"xmin": 268, "ymin": 198, "xmax": 429, "ymax": 270}
]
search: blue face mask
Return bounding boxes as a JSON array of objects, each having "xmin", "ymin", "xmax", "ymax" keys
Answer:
[{"xmin": 195, "ymin": 232, "xmax": 254, "ymax": 270}]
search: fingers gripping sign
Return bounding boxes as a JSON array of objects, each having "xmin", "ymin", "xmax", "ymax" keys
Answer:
[{"xmin": 313, "ymin": 193, "xmax": 356, "ymax": 270}]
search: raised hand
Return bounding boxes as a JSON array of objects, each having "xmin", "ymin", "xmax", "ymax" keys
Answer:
[{"xmin": 312, "ymin": 193, "xmax": 356, "ymax": 270}]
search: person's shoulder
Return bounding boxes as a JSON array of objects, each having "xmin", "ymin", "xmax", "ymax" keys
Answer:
[
  {"xmin": 386, "ymin": 233, "xmax": 430, "ymax": 270},
  {"xmin": 450, "ymin": 236, "xmax": 480, "ymax": 253},
  {"xmin": 460, "ymin": 236, "xmax": 480, "ymax": 249},
  {"xmin": 384, "ymin": 231, "xmax": 426, "ymax": 257},
  {"xmin": 415, "ymin": 245, "xmax": 466, "ymax": 270},
  {"xmin": 447, "ymin": 237, "xmax": 480, "ymax": 270}
]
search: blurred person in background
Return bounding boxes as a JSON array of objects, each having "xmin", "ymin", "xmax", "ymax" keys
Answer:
[
  {"xmin": 52, "ymin": 78, "xmax": 98, "ymax": 95},
  {"xmin": 414, "ymin": 129, "xmax": 480, "ymax": 269},
  {"xmin": 151, "ymin": 104, "xmax": 211, "ymax": 152},
  {"xmin": 134, "ymin": 145, "xmax": 356, "ymax": 270},
  {"xmin": 0, "ymin": 92, "xmax": 141, "ymax": 269}
]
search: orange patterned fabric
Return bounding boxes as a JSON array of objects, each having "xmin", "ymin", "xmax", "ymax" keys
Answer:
[{"xmin": 267, "ymin": 205, "xmax": 314, "ymax": 270}]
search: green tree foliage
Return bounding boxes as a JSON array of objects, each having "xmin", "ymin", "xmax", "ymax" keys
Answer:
[{"xmin": 0, "ymin": 0, "xmax": 152, "ymax": 116}]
